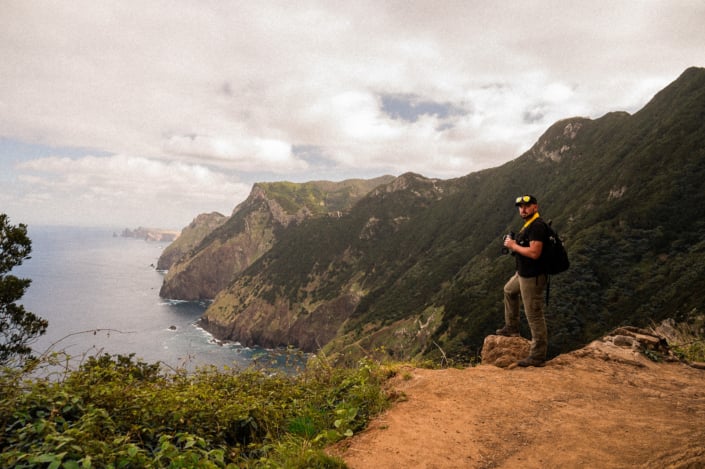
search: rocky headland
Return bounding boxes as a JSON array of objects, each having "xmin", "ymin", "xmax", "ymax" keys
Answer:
[{"xmin": 119, "ymin": 227, "xmax": 180, "ymax": 242}]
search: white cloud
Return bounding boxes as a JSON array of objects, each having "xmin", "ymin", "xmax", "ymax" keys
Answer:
[
  {"xmin": 13, "ymin": 155, "xmax": 250, "ymax": 228},
  {"xmin": 162, "ymin": 134, "xmax": 307, "ymax": 172},
  {"xmin": 1, "ymin": 0, "xmax": 703, "ymax": 226}
]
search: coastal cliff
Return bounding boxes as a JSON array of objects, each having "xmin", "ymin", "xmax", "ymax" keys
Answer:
[
  {"xmin": 158, "ymin": 176, "xmax": 395, "ymax": 301},
  {"xmin": 156, "ymin": 212, "xmax": 227, "ymax": 271},
  {"xmin": 199, "ymin": 171, "xmax": 454, "ymax": 353}
]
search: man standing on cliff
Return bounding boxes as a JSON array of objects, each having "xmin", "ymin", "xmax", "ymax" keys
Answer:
[{"xmin": 496, "ymin": 195, "xmax": 549, "ymax": 367}]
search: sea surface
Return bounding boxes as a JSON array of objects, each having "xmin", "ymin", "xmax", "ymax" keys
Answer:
[{"xmin": 13, "ymin": 226, "xmax": 301, "ymax": 372}]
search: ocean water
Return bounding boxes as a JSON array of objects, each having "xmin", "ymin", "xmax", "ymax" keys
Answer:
[{"xmin": 13, "ymin": 226, "xmax": 301, "ymax": 372}]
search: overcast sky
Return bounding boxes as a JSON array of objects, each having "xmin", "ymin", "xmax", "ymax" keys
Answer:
[{"xmin": 1, "ymin": 1, "xmax": 703, "ymax": 230}]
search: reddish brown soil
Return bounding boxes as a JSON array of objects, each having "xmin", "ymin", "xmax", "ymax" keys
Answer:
[{"xmin": 332, "ymin": 342, "xmax": 705, "ymax": 468}]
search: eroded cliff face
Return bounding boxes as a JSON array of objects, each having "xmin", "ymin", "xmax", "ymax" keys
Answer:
[
  {"xmin": 158, "ymin": 195, "xmax": 282, "ymax": 300},
  {"xmin": 158, "ymin": 176, "xmax": 395, "ymax": 301},
  {"xmin": 198, "ymin": 172, "xmax": 454, "ymax": 354},
  {"xmin": 156, "ymin": 212, "xmax": 227, "ymax": 271},
  {"xmin": 201, "ymin": 291, "xmax": 362, "ymax": 351}
]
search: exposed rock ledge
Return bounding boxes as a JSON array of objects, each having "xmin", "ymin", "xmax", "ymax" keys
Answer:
[{"xmin": 481, "ymin": 324, "xmax": 703, "ymax": 369}]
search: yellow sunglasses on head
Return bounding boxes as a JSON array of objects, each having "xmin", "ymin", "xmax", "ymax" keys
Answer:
[{"xmin": 515, "ymin": 195, "xmax": 537, "ymax": 206}]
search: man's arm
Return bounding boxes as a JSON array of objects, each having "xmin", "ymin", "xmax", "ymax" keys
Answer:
[{"xmin": 504, "ymin": 239, "xmax": 543, "ymax": 259}]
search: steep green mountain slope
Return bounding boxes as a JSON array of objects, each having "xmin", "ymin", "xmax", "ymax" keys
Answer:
[
  {"xmin": 159, "ymin": 176, "xmax": 394, "ymax": 300},
  {"xmin": 156, "ymin": 212, "xmax": 227, "ymax": 271},
  {"xmin": 200, "ymin": 67, "xmax": 705, "ymax": 362}
]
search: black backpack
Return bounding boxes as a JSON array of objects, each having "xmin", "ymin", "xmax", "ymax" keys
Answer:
[{"xmin": 542, "ymin": 220, "xmax": 570, "ymax": 275}]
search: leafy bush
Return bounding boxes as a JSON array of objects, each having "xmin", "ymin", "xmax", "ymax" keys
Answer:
[
  {"xmin": 0, "ymin": 354, "xmax": 389, "ymax": 468},
  {"xmin": 657, "ymin": 315, "xmax": 705, "ymax": 363}
]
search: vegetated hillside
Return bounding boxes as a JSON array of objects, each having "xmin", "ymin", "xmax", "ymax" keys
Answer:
[
  {"xmin": 159, "ymin": 176, "xmax": 394, "ymax": 300},
  {"xmin": 199, "ymin": 67, "xmax": 705, "ymax": 362},
  {"xmin": 156, "ymin": 212, "xmax": 227, "ymax": 271}
]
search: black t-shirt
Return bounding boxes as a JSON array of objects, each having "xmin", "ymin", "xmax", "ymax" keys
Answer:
[{"xmin": 515, "ymin": 217, "xmax": 548, "ymax": 277}]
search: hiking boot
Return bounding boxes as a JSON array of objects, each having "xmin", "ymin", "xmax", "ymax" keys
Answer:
[
  {"xmin": 495, "ymin": 325, "xmax": 520, "ymax": 337},
  {"xmin": 517, "ymin": 357, "xmax": 546, "ymax": 367}
]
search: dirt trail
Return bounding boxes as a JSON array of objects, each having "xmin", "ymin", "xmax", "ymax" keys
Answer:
[{"xmin": 332, "ymin": 342, "xmax": 705, "ymax": 468}]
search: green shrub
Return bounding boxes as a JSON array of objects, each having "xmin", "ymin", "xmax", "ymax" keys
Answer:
[
  {"xmin": 0, "ymin": 354, "xmax": 390, "ymax": 468},
  {"xmin": 652, "ymin": 316, "xmax": 705, "ymax": 363}
]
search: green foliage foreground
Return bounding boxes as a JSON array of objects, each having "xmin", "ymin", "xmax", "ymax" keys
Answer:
[{"xmin": 0, "ymin": 354, "xmax": 391, "ymax": 468}]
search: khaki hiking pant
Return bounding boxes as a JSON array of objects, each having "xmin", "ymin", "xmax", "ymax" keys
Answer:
[{"xmin": 503, "ymin": 272, "xmax": 548, "ymax": 360}]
